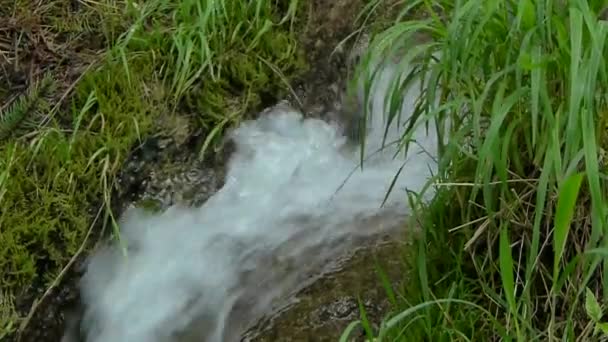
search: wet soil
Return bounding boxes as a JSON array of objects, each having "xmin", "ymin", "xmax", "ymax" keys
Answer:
[{"xmin": 288, "ymin": 0, "xmax": 367, "ymax": 126}]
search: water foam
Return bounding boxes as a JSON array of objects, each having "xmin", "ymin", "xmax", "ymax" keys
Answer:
[{"xmin": 75, "ymin": 60, "xmax": 440, "ymax": 342}]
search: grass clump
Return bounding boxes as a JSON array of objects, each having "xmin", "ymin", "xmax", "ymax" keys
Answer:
[
  {"xmin": 1, "ymin": 0, "xmax": 305, "ymax": 337},
  {"xmin": 110, "ymin": 0, "xmax": 306, "ymax": 148},
  {"xmin": 346, "ymin": 0, "xmax": 608, "ymax": 340}
]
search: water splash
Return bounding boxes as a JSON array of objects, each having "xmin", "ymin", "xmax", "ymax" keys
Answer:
[{"xmin": 75, "ymin": 61, "xmax": 440, "ymax": 342}]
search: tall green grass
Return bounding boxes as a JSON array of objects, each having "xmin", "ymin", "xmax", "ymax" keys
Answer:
[{"xmin": 346, "ymin": 0, "xmax": 608, "ymax": 340}]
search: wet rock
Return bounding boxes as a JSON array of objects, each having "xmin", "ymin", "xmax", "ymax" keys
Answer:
[{"xmin": 244, "ymin": 237, "xmax": 413, "ymax": 342}]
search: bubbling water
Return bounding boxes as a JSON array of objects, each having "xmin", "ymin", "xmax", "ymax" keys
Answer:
[{"xmin": 74, "ymin": 60, "xmax": 440, "ymax": 342}]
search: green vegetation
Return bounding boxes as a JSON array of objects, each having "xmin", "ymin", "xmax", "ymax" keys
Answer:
[
  {"xmin": 0, "ymin": 0, "xmax": 305, "ymax": 337},
  {"xmin": 342, "ymin": 0, "xmax": 608, "ymax": 340},
  {"xmin": 6, "ymin": 0, "xmax": 607, "ymax": 340}
]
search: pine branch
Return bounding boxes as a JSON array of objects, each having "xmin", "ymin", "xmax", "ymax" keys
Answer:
[{"xmin": 0, "ymin": 74, "xmax": 55, "ymax": 141}]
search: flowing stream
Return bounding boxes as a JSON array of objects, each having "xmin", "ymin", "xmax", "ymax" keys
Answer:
[{"xmin": 71, "ymin": 59, "xmax": 440, "ymax": 342}]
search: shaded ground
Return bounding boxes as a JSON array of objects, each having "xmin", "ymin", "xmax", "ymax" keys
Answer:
[{"xmin": 288, "ymin": 0, "xmax": 365, "ymax": 119}]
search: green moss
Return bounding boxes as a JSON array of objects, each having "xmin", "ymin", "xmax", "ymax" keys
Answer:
[
  {"xmin": 0, "ymin": 57, "xmax": 159, "ymax": 291},
  {"xmin": 134, "ymin": 198, "xmax": 164, "ymax": 213},
  {"xmin": 0, "ymin": 58, "xmax": 161, "ymax": 334}
]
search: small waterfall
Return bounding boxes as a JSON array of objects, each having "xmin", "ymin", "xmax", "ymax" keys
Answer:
[{"xmin": 73, "ymin": 59, "xmax": 440, "ymax": 342}]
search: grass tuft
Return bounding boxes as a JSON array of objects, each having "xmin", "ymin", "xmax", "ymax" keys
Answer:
[
  {"xmin": 109, "ymin": 0, "xmax": 307, "ymax": 156},
  {"xmin": 353, "ymin": 0, "xmax": 608, "ymax": 340}
]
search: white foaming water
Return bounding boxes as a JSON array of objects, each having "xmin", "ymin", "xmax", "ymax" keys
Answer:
[{"xmin": 76, "ymin": 61, "xmax": 440, "ymax": 342}]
